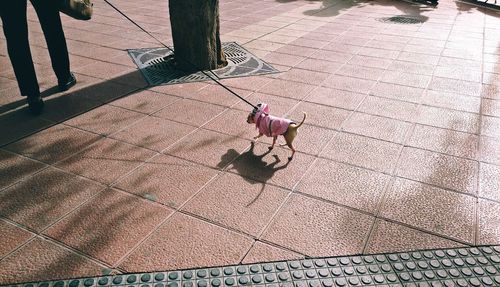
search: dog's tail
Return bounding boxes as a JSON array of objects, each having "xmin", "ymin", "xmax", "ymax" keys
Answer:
[{"xmin": 295, "ymin": 112, "xmax": 307, "ymax": 129}]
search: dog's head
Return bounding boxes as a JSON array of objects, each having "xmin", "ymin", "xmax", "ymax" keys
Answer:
[{"xmin": 246, "ymin": 103, "xmax": 263, "ymax": 124}]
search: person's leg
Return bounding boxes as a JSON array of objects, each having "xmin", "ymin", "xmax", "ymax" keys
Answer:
[
  {"xmin": 30, "ymin": 0, "xmax": 74, "ymax": 87},
  {"xmin": 0, "ymin": 1, "xmax": 40, "ymax": 98}
]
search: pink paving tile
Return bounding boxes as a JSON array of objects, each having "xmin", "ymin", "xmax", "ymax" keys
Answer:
[
  {"xmin": 320, "ymin": 132, "xmax": 401, "ymax": 173},
  {"xmin": 261, "ymin": 194, "xmax": 374, "ymax": 257},
  {"xmin": 242, "ymin": 241, "xmax": 303, "ymax": 264},
  {"xmin": 154, "ymin": 99, "xmax": 226, "ymax": 127},
  {"xmin": 0, "ymin": 237, "xmax": 104, "ymax": 285},
  {"xmin": 322, "ymin": 75, "xmax": 377, "ymax": 94},
  {"xmin": 480, "ymin": 136, "xmax": 500, "ymax": 166},
  {"xmin": 244, "ymin": 40, "xmax": 285, "ymax": 52},
  {"xmin": 114, "ymin": 154, "xmax": 218, "ymax": 208},
  {"xmin": 407, "ymin": 124, "xmax": 479, "ymax": 160},
  {"xmin": 442, "ymin": 48, "xmax": 482, "ymax": 62},
  {"xmin": 335, "ymin": 65, "xmax": 385, "ymax": 81},
  {"xmin": 302, "ymin": 32, "xmax": 338, "ymax": 42},
  {"xmin": 434, "ymin": 66, "xmax": 482, "ymax": 83},
  {"xmin": 438, "ymin": 56, "xmax": 482, "ymax": 70},
  {"xmin": 0, "ymin": 150, "xmax": 46, "ymax": 190},
  {"xmin": 287, "ymin": 102, "xmax": 350, "ymax": 130},
  {"xmin": 225, "ymin": 142, "xmax": 315, "ymax": 189},
  {"xmin": 380, "ymin": 71, "xmax": 431, "ymax": 89},
  {"xmin": 0, "ymin": 167, "xmax": 104, "ymax": 232},
  {"xmin": 275, "ymin": 44, "xmax": 319, "ymax": 57},
  {"xmin": 289, "ymin": 37, "xmax": 329, "ymax": 49},
  {"xmin": 358, "ymin": 96, "xmax": 418, "ymax": 122},
  {"xmin": 403, "ymin": 45, "xmax": 443, "ymax": 56},
  {"xmin": 257, "ymin": 79, "xmax": 315, "ymax": 100},
  {"xmin": 219, "ymin": 76, "xmax": 272, "ymax": 92},
  {"xmin": 150, "ymin": 82, "xmax": 209, "ymax": 98},
  {"xmin": 397, "ymin": 51, "xmax": 440, "ymax": 65},
  {"xmin": 56, "ymin": 138, "xmax": 157, "ymax": 185},
  {"xmin": 305, "ymin": 87, "xmax": 365, "ymax": 111},
  {"xmin": 204, "ymin": 109, "xmax": 260, "ymax": 140},
  {"xmin": 64, "ymin": 105, "xmax": 146, "ymax": 136},
  {"xmin": 5, "ymin": 125, "xmax": 102, "ymax": 164},
  {"xmin": 477, "ymin": 199, "xmax": 500, "ymax": 245},
  {"xmin": 481, "ymin": 85, "xmax": 500, "ymax": 100},
  {"xmin": 260, "ymin": 34, "xmax": 298, "ymax": 45},
  {"xmin": 417, "ymin": 106, "xmax": 480, "ymax": 134},
  {"xmin": 483, "ymin": 62, "xmax": 500, "ymax": 76},
  {"xmin": 0, "ymin": 219, "xmax": 33, "ymax": 259},
  {"xmin": 365, "ymin": 220, "xmax": 464, "ymax": 254},
  {"xmin": 110, "ymin": 116, "xmax": 196, "ymax": 152},
  {"xmin": 190, "ymin": 84, "xmax": 254, "ymax": 107},
  {"xmin": 364, "ymin": 39, "xmax": 407, "ymax": 51},
  {"xmin": 357, "ymin": 47, "xmax": 400, "ymax": 60},
  {"xmin": 165, "ymin": 129, "xmax": 250, "ymax": 169},
  {"xmin": 321, "ymin": 42, "xmax": 362, "ymax": 54},
  {"xmin": 295, "ymin": 58, "xmax": 343, "ymax": 74},
  {"xmin": 183, "ymin": 172, "xmax": 289, "ymax": 236},
  {"xmin": 342, "ymin": 113, "xmax": 412, "ymax": 144},
  {"xmin": 380, "ymin": 178, "xmax": 476, "ymax": 243},
  {"xmin": 44, "ymin": 188, "xmax": 173, "ymax": 265},
  {"xmin": 481, "ymin": 98, "xmax": 500, "ymax": 117},
  {"xmin": 261, "ymin": 52, "xmax": 305, "ymax": 67},
  {"xmin": 348, "ymin": 55, "xmax": 393, "ymax": 70},
  {"xmin": 428, "ymin": 77, "xmax": 482, "ymax": 97},
  {"xmin": 421, "ymin": 90, "xmax": 481, "ymax": 114},
  {"xmin": 284, "ymin": 124, "xmax": 336, "ymax": 155},
  {"xmin": 369, "ymin": 82, "xmax": 424, "ymax": 104},
  {"xmin": 396, "ymin": 147, "xmax": 478, "ymax": 194},
  {"xmin": 387, "ymin": 60, "xmax": 435, "ymax": 76},
  {"xmin": 0, "ymin": 111, "xmax": 54, "ymax": 147},
  {"xmin": 45, "ymin": 76, "xmax": 135, "ymax": 110},
  {"xmin": 479, "ymin": 163, "xmax": 500, "ymax": 203},
  {"xmin": 111, "ymin": 71, "xmax": 149, "ymax": 89},
  {"xmin": 75, "ymin": 61, "xmax": 134, "ymax": 80},
  {"xmin": 309, "ymin": 50, "xmax": 353, "ymax": 64},
  {"xmin": 110, "ymin": 90, "xmax": 180, "ymax": 114},
  {"xmin": 118, "ymin": 213, "xmax": 253, "ymax": 271},
  {"xmin": 481, "ymin": 115, "xmax": 500, "ymax": 139},
  {"xmin": 296, "ymin": 158, "xmax": 390, "ymax": 214},
  {"xmin": 277, "ymin": 68, "xmax": 330, "ymax": 85}
]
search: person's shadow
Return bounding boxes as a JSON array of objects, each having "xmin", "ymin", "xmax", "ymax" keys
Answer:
[{"xmin": 217, "ymin": 142, "xmax": 290, "ymax": 206}]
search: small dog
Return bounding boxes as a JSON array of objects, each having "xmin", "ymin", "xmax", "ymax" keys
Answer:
[{"xmin": 247, "ymin": 103, "xmax": 306, "ymax": 160}]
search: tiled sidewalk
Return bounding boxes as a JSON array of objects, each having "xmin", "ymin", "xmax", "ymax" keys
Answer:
[{"xmin": 0, "ymin": 0, "xmax": 499, "ymax": 285}]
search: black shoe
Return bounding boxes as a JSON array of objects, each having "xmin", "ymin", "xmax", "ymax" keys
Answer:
[
  {"xmin": 27, "ymin": 95, "xmax": 44, "ymax": 115},
  {"xmin": 58, "ymin": 72, "xmax": 77, "ymax": 92}
]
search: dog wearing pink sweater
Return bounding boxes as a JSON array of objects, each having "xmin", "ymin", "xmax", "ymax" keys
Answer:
[{"xmin": 247, "ymin": 103, "xmax": 306, "ymax": 160}]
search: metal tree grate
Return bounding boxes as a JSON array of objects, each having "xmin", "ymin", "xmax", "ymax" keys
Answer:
[
  {"xmin": 127, "ymin": 42, "xmax": 279, "ymax": 86},
  {"xmin": 378, "ymin": 15, "xmax": 427, "ymax": 24}
]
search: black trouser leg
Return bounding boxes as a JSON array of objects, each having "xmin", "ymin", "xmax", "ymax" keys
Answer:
[
  {"xmin": 30, "ymin": 0, "xmax": 71, "ymax": 82},
  {"xmin": 0, "ymin": 1, "xmax": 40, "ymax": 97}
]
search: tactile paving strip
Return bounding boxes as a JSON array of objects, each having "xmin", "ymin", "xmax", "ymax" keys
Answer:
[
  {"xmin": 2, "ymin": 246, "xmax": 500, "ymax": 287},
  {"xmin": 128, "ymin": 42, "xmax": 279, "ymax": 86}
]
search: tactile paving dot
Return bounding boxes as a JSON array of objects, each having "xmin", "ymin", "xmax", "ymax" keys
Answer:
[{"xmin": 6, "ymin": 246, "xmax": 500, "ymax": 287}]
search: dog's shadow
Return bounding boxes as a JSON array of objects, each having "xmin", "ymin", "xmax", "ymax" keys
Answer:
[{"xmin": 217, "ymin": 142, "xmax": 289, "ymax": 207}]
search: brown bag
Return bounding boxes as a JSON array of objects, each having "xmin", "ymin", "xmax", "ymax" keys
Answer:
[{"xmin": 59, "ymin": 0, "xmax": 93, "ymax": 20}]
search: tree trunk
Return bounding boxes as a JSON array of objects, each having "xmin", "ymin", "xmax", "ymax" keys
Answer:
[{"xmin": 168, "ymin": 0, "xmax": 228, "ymax": 72}]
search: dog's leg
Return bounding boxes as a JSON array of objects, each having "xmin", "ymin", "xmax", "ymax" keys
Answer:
[
  {"xmin": 253, "ymin": 133, "xmax": 263, "ymax": 142},
  {"xmin": 286, "ymin": 142, "xmax": 296, "ymax": 161},
  {"xmin": 269, "ymin": 136, "xmax": 277, "ymax": 150}
]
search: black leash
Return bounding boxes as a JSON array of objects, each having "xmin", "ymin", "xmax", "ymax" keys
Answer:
[{"xmin": 103, "ymin": 0, "xmax": 259, "ymax": 110}]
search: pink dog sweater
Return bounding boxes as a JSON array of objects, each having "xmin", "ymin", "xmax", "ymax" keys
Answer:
[{"xmin": 254, "ymin": 103, "xmax": 292, "ymax": 137}]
